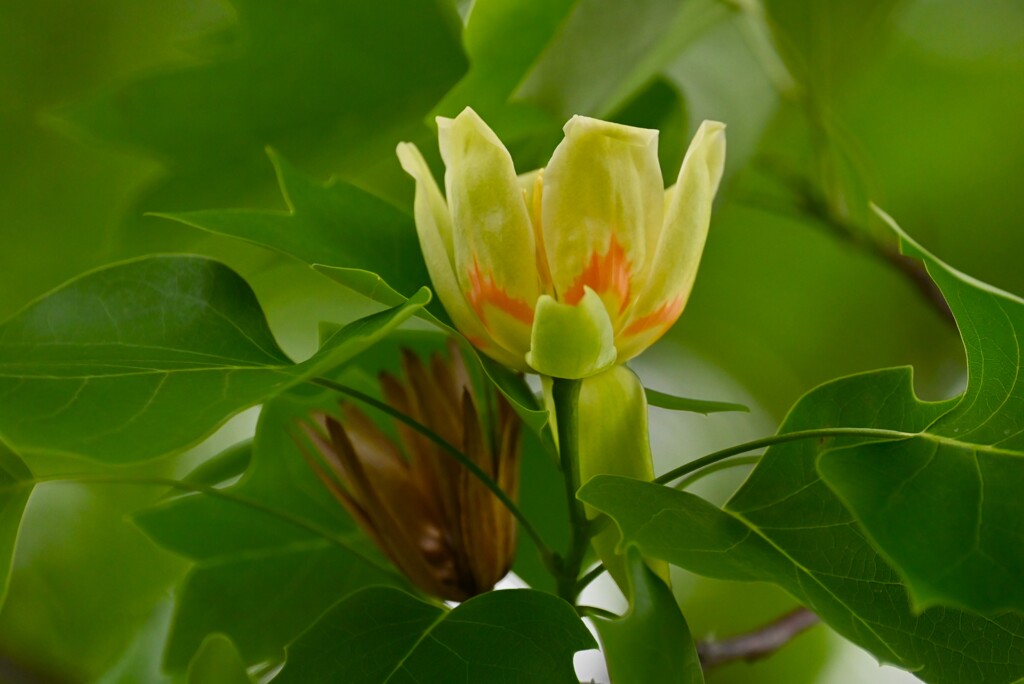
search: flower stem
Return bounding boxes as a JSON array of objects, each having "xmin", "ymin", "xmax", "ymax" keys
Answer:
[
  {"xmin": 654, "ymin": 427, "xmax": 916, "ymax": 485},
  {"xmin": 551, "ymin": 377, "xmax": 590, "ymax": 604},
  {"xmin": 310, "ymin": 376, "xmax": 559, "ymax": 576}
]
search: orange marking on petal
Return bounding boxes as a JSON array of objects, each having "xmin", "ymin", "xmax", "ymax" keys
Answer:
[
  {"xmin": 624, "ymin": 295, "xmax": 685, "ymax": 337},
  {"xmin": 467, "ymin": 259, "xmax": 535, "ymax": 326},
  {"xmin": 465, "ymin": 334, "xmax": 490, "ymax": 349},
  {"xmin": 563, "ymin": 234, "xmax": 631, "ymax": 313}
]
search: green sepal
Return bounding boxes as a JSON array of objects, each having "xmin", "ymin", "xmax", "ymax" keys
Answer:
[
  {"xmin": 527, "ymin": 287, "xmax": 617, "ymax": 379},
  {"xmin": 577, "ymin": 365, "xmax": 667, "ymax": 589}
]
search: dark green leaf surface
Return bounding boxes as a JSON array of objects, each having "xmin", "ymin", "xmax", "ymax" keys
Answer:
[
  {"xmin": 592, "ymin": 549, "xmax": 703, "ymax": 684},
  {"xmin": 137, "ymin": 391, "xmax": 404, "ymax": 672},
  {"xmin": 580, "ymin": 367, "xmax": 1024, "ymax": 684},
  {"xmin": 644, "ymin": 387, "xmax": 749, "ymax": 415},
  {"xmin": 66, "ymin": 0, "xmax": 468, "ymax": 206},
  {"xmin": 160, "ymin": 152, "xmax": 431, "ymax": 303},
  {"xmin": 516, "ymin": 0, "xmax": 729, "ymax": 118},
  {"xmin": 818, "ymin": 215, "xmax": 1024, "ymax": 613},
  {"xmin": 0, "ymin": 256, "xmax": 428, "ymax": 462},
  {"xmin": 0, "ymin": 443, "xmax": 33, "ymax": 609},
  {"xmin": 186, "ymin": 634, "xmax": 252, "ymax": 684},
  {"xmin": 276, "ymin": 587, "xmax": 595, "ymax": 684},
  {"xmin": 431, "ymin": 0, "xmax": 572, "ymax": 138}
]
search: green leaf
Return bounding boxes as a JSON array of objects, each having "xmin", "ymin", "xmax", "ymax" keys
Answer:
[
  {"xmin": 431, "ymin": 0, "xmax": 573, "ymax": 138},
  {"xmin": 644, "ymin": 387, "xmax": 749, "ymax": 414},
  {"xmin": 0, "ymin": 256, "xmax": 429, "ymax": 462},
  {"xmin": 0, "ymin": 443, "xmax": 33, "ymax": 609},
  {"xmin": 591, "ymin": 549, "xmax": 703, "ymax": 684},
  {"xmin": 65, "ymin": 0, "xmax": 468, "ymax": 207},
  {"xmin": 579, "ymin": 367, "xmax": 1024, "ymax": 684},
  {"xmin": 816, "ymin": 211, "xmax": 1024, "ymax": 613},
  {"xmin": 275, "ymin": 587, "xmax": 596, "ymax": 683},
  {"xmin": 515, "ymin": 0, "xmax": 730, "ymax": 118},
  {"xmin": 186, "ymin": 634, "xmax": 252, "ymax": 684},
  {"xmin": 136, "ymin": 390, "xmax": 404, "ymax": 672},
  {"xmin": 158, "ymin": 151, "xmax": 431, "ymax": 305}
]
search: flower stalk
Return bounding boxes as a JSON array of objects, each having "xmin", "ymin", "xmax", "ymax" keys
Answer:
[{"xmin": 550, "ymin": 377, "xmax": 590, "ymax": 603}]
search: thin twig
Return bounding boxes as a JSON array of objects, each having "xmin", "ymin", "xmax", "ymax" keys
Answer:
[
  {"xmin": 551, "ymin": 377, "xmax": 591, "ymax": 604},
  {"xmin": 673, "ymin": 454, "xmax": 762, "ymax": 491},
  {"xmin": 654, "ymin": 427, "xmax": 915, "ymax": 485},
  {"xmin": 697, "ymin": 607, "xmax": 820, "ymax": 671}
]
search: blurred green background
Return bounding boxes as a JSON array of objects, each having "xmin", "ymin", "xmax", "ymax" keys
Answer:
[{"xmin": 2, "ymin": 0, "xmax": 1022, "ymax": 681}]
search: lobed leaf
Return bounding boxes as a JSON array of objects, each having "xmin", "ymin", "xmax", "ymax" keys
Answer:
[
  {"xmin": 817, "ymin": 210, "xmax": 1024, "ymax": 613},
  {"xmin": 0, "ymin": 256, "xmax": 428, "ymax": 463},
  {"xmin": 275, "ymin": 587, "xmax": 595, "ymax": 683},
  {"xmin": 581, "ymin": 367, "xmax": 1024, "ymax": 684}
]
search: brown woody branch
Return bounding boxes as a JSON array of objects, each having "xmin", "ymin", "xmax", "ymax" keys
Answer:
[{"xmin": 696, "ymin": 607, "xmax": 820, "ymax": 671}]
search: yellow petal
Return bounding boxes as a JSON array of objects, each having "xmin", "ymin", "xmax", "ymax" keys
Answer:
[
  {"xmin": 540, "ymin": 116, "xmax": 664, "ymax": 317},
  {"xmin": 397, "ymin": 141, "xmax": 522, "ymax": 370},
  {"xmin": 438, "ymin": 108, "xmax": 540, "ymax": 358},
  {"xmin": 617, "ymin": 120, "xmax": 726, "ymax": 360}
]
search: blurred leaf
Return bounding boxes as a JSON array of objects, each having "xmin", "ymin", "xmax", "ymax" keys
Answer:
[
  {"xmin": 94, "ymin": 597, "xmax": 176, "ymax": 684},
  {"xmin": 645, "ymin": 387, "xmax": 748, "ymax": 415},
  {"xmin": 0, "ymin": 475, "xmax": 188, "ymax": 682},
  {"xmin": 609, "ymin": 77, "xmax": 689, "ymax": 180},
  {"xmin": 275, "ymin": 587, "xmax": 595, "ymax": 683},
  {"xmin": 432, "ymin": 0, "xmax": 573, "ymax": 138},
  {"xmin": 592, "ymin": 549, "xmax": 703, "ymax": 684},
  {"xmin": 516, "ymin": 0, "xmax": 729, "ymax": 118},
  {"xmin": 159, "ymin": 151, "xmax": 431, "ymax": 310},
  {"xmin": 0, "ymin": 443, "xmax": 33, "ymax": 608},
  {"xmin": 137, "ymin": 390, "xmax": 404, "ymax": 672},
  {"xmin": 580, "ymin": 366, "xmax": 1024, "ymax": 684},
  {"xmin": 764, "ymin": 0, "xmax": 901, "ymax": 91},
  {"xmin": 817, "ymin": 213, "xmax": 1024, "ymax": 613},
  {"xmin": 661, "ymin": 4, "xmax": 782, "ymax": 174},
  {"xmin": 0, "ymin": 255, "xmax": 429, "ymax": 462},
  {"xmin": 0, "ymin": 0, "xmax": 207, "ymax": 320},
  {"xmin": 65, "ymin": 0, "xmax": 468, "ymax": 208},
  {"xmin": 186, "ymin": 634, "xmax": 252, "ymax": 684}
]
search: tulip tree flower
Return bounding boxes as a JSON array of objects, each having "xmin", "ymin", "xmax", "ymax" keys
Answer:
[
  {"xmin": 397, "ymin": 107, "xmax": 725, "ymax": 380},
  {"xmin": 398, "ymin": 109, "xmax": 725, "ymax": 595}
]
